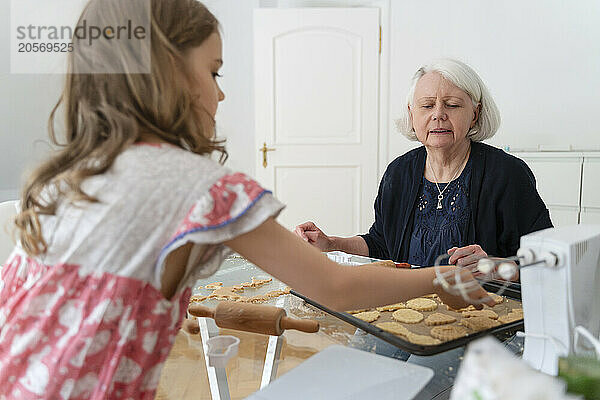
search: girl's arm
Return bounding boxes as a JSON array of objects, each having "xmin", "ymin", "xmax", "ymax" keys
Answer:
[{"xmin": 225, "ymin": 218, "xmax": 493, "ymax": 311}]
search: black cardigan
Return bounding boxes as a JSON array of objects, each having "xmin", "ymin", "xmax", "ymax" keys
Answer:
[{"xmin": 360, "ymin": 141, "xmax": 553, "ymax": 263}]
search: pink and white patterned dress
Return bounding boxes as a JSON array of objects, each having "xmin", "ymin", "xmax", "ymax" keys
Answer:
[{"xmin": 0, "ymin": 143, "xmax": 284, "ymax": 399}]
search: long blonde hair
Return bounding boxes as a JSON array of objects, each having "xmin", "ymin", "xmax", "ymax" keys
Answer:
[{"xmin": 15, "ymin": 0, "xmax": 226, "ymax": 256}]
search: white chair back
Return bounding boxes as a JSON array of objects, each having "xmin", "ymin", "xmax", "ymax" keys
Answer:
[{"xmin": 0, "ymin": 200, "xmax": 19, "ymax": 264}]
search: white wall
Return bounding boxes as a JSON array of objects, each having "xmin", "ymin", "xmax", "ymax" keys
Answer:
[
  {"xmin": 0, "ymin": 0, "xmax": 87, "ymax": 202},
  {"xmin": 203, "ymin": 0, "xmax": 261, "ymax": 176},
  {"xmin": 387, "ymin": 0, "xmax": 600, "ymax": 162},
  {"xmin": 0, "ymin": 1, "xmax": 64, "ymax": 201},
  {"xmin": 3, "ymin": 0, "xmax": 600, "ymax": 201},
  {"xmin": 0, "ymin": 0, "xmax": 261, "ymax": 203},
  {"xmin": 207, "ymin": 0, "xmax": 600, "ymax": 176}
]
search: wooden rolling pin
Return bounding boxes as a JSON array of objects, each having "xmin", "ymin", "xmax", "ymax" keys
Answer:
[
  {"xmin": 188, "ymin": 301, "xmax": 320, "ymax": 336},
  {"xmin": 182, "ymin": 318, "xmax": 200, "ymax": 334}
]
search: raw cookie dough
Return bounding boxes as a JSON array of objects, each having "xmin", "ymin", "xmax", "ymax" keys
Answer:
[
  {"xmin": 424, "ymin": 313, "xmax": 457, "ymax": 326},
  {"xmin": 370, "ymin": 260, "xmax": 397, "ymax": 268},
  {"xmin": 376, "ymin": 303, "xmax": 406, "ymax": 312},
  {"xmin": 348, "ymin": 309, "xmax": 370, "ymax": 314},
  {"xmin": 376, "ymin": 322, "xmax": 410, "ymax": 337},
  {"xmin": 460, "ymin": 316, "xmax": 500, "ymax": 331},
  {"xmin": 462, "ymin": 309, "xmax": 499, "ymax": 320},
  {"xmin": 405, "ymin": 332, "xmax": 441, "ymax": 346},
  {"xmin": 199, "ymin": 276, "xmax": 290, "ymax": 304},
  {"xmin": 508, "ymin": 307, "xmax": 523, "ymax": 316},
  {"xmin": 245, "ymin": 289, "xmax": 289, "ymax": 303},
  {"xmin": 392, "ymin": 309, "xmax": 424, "ymax": 324},
  {"xmin": 205, "ymin": 282, "xmax": 223, "ymax": 289},
  {"xmin": 487, "ymin": 292, "xmax": 504, "ymax": 304},
  {"xmin": 208, "ymin": 286, "xmax": 245, "ymax": 301},
  {"xmin": 446, "ymin": 304, "xmax": 476, "ymax": 312},
  {"xmin": 241, "ymin": 277, "xmax": 272, "ymax": 288},
  {"xmin": 498, "ymin": 308, "xmax": 524, "ymax": 324},
  {"xmin": 353, "ymin": 310, "xmax": 381, "ymax": 323},
  {"xmin": 406, "ymin": 298, "xmax": 438, "ymax": 312},
  {"xmin": 430, "ymin": 325, "xmax": 468, "ymax": 341},
  {"xmin": 189, "ymin": 295, "xmax": 209, "ymax": 304}
]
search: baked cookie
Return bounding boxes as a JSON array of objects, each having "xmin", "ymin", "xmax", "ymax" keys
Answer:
[
  {"xmin": 392, "ymin": 309, "xmax": 424, "ymax": 324},
  {"xmin": 460, "ymin": 316, "xmax": 500, "ymax": 331},
  {"xmin": 430, "ymin": 325, "xmax": 468, "ymax": 341},
  {"xmin": 353, "ymin": 310, "xmax": 381, "ymax": 323},
  {"xmin": 376, "ymin": 303, "xmax": 406, "ymax": 312},
  {"xmin": 462, "ymin": 309, "xmax": 499, "ymax": 320},
  {"xmin": 405, "ymin": 332, "xmax": 441, "ymax": 346},
  {"xmin": 376, "ymin": 322, "xmax": 410, "ymax": 337},
  {"xmin": 406, "ymin": 298, "xmax": 438, "ymax": 312},
  {"xmin": 424, "ymin": 313, "xmax": 457, "ymax": 326},
  {"xmin": 422, "ymin": 293, "xmax": 439, "ymax": 299}
]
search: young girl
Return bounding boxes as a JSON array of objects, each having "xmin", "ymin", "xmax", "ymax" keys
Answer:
[{"xmin": 0, "ymin": 0, "xmax": 492, "ymax": 398}]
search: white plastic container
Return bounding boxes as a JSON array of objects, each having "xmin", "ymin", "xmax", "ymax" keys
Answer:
[{"xmin": 206, "ymin": 335, "xmax": 240, "ymax": 368}]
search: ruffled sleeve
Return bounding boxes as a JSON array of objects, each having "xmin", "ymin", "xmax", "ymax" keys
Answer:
[{"xmin": 155, "ymin": 172, "xmax": 285, "ymax": 286}]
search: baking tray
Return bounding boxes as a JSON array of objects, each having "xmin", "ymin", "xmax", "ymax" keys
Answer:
[{"xmin": 291, "ymin": 281, "xmax": 524, "ymax": 356}]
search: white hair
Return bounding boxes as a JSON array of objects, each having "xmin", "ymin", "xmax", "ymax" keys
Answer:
[{"xmin": 396, "ymin": 58, "xmax": 501, "ymax": 142}]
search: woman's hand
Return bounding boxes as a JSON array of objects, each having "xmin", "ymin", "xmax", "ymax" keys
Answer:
[
  {"xmin": 447, "ymin": 244, "xmax": 487, "ymax": 269},
  {"xmin": 434, "ymin": 266, "xmax": 496, "ymax": 309},
  {"xmin": 449, "ymin": 245, "xmax": 520, "ymax": 281},
  {"xmin": 293, "ymin": 221, "xmax": 334, "ymax": 252}
]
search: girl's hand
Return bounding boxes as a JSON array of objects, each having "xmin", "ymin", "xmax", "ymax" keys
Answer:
[
  {"xmin": 293, "ymin": 221, "xmax": 334, "ymax": 252},
  {"xmin": 447, "ymin": 244, "xmax": 487, "ymax": 269},
  {"xmin": 434, "ymin": 266, "xmax": 496, "ymax": 309}
]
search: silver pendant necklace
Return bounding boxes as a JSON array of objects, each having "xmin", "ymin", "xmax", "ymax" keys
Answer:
[{"xmin": 428, "ymin": 150, "xmax": 470, "ymax": 210}]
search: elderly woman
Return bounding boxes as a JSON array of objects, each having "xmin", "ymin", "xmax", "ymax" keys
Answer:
[{"xmin": 296, "ymin": 58, "xmax": 552, "ymax": 269}]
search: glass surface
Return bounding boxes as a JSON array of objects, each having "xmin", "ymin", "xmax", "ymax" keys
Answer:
[
  {"xmin": 157, "ymin": 254, "xmax": 362, "ymax": 400},
  {"xmin": 157, "ymin": 254, "xmax": 524, "ymax": 400}
]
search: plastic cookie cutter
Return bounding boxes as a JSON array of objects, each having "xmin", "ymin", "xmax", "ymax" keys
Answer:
[{"xmin": 206, "ymin": 335, "xmax": 240, "ymax": 368}]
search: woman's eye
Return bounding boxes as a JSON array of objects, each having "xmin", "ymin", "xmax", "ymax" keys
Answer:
[
  {"xmin": 446, "ymin": 104, "xmax": 460, "ymax": 108},
  {"xmin": 212, "ymin": 72, "xmax": 223, "ymax": 79},
  {"xmin": 421, "ymin": 105, "xmax": 433, "ymax": 109}
]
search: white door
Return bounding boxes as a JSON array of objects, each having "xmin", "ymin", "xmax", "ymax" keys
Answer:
[{"xmin": 254, "ymin": 8, "xmax": 380, "ymax": 237}]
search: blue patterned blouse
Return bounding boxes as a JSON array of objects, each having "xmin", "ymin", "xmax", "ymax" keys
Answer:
[{"xmin": 407, "ymin": 157, "xmax": 472, "ymax": 267}]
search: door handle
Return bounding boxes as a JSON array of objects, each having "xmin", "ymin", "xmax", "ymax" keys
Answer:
[{"xmin": 259, "ymin": 142, "xmax": 276, "ymax": 168}]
